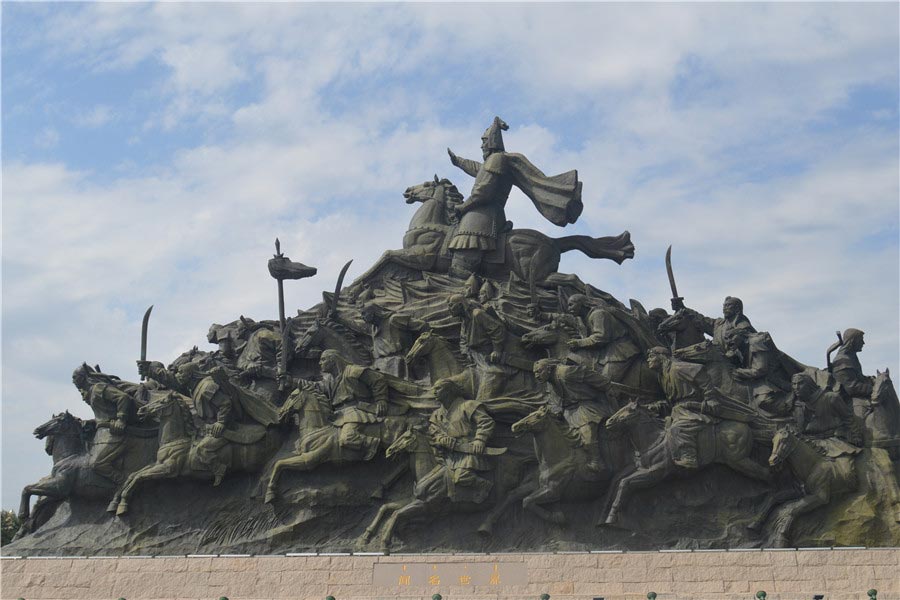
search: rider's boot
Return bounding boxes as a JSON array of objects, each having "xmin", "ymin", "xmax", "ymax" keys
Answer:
[
  {"xmin": 362, "ymin": 436, "xmax": 380, "ymax": 461},
  {"xmin": 674, "ymin": 447, "xmax": 699, "ymax": 469},
  {"xmin": 212, "ymin": 461, "xmax": 227, "ymax": 486}
]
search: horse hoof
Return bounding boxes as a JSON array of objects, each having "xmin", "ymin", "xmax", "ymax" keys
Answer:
[
  {"xmin": 476, "ymin": 526, "xmax": 493, "ymax": 538},
  {"xmin": 550, "ymin": 511, "xmax": 566, "ymax": 526},
  {"xmin": 115, "ymin": 504, "xmax": 128, "ymax": 517},
  {"xmin": 106, "ymin": 500, "xmax": 119, "ymax": 514},
  {"xmin": 370, "ymin": 487, "xmax": 384, "ymax": 500},
  {"xmin": 604, "ymin": 512, "xmax": 618, "ymax": 526},
  {"xmin": 264, "ymin": 490, "xmax": 276, "ymax": 505}
]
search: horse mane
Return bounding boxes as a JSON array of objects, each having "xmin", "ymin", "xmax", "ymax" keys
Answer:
[
  {"xmin": 322, "ymin": 317, "xmax": 372, "ymax": 360},
  {"xmin": 167, "ymin": 395, "xmax": 198, "ymax": 437},
  {"xmin": 785, "ymin": 427, "xmax": 830, "ymax": 458},
  {"xmin": 437, "ymin": 178, "xmax": 463, "ymax": 203}
]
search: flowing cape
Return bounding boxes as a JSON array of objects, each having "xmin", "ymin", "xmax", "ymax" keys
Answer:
[{"xmin": 505, "ymin": 153, "xmax": 583, "ymax": 226}]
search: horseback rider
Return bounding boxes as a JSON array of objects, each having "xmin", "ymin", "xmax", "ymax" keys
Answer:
[
  {"xmin": 72, "ymin": 364, "xmax": 139, "ymax": 485},
  {"xmin": 360, "ymin": 303, "xmax": 426, "ymax": 379},
  {"xmin": 727, "ymin": 329, "xmax": 794, "ymax": 416},
  {"xmin": 421, "ymin": 378, "xmax": 495, "ymax": 503},
  {"xmin": 234, "ymin": 317, "xmax": 283, "ymax": 385},
  {"xmin": 565, "ymin": 294, "xmax": 642, "ymax": 380},
  {"xmin": 831, "ymin": 328, "xmax": 875, "ymax": 420},
  {"xmin": 447, "ymin": 293, "xmax": 513, "ymax": 400},
  {"xmin": 533, "ymin": 358, "xmax": 616, "ymax": 474},
  {"xmin": 792, "ymin": 372, "xmax": 860, "ymax": 446},
  {"xmin": 446, "ymin": 116, "xmax": 583, "ymax": 277},
  {"xmin": 646, "ymin": 346, "xmax": 712, "ymax": 469},
  {"xmin": 137, "ymin": 359, "xmax": 278, "ymax": 485},
  {"xmin": 683, "ymin": 296, "xmax": 756, "ymax": 349},
  {"xmin": 319, "ymin": 349, "xmax": 387, "ymax": 461}
]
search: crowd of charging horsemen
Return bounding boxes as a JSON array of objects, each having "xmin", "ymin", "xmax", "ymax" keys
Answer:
[{"xmin": 18, "ymin": 118, "xmax": 900, "ymax": 549}]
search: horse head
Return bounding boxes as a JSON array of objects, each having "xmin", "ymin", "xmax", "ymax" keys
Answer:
[
  {"xmin": 873, "ymin": 368, "xmax": 896, "ymax": 402},
  {"xmin": 769, "ymin": 426, "xmax": 798, "ymax": 468},
  {"xmin": 404, "ymin": 175, "xmax": 462, "ymax": 204},
  {"xmin": 406, "ymin": 329, "xmax": 437, "ymax": 363},
  {"xmin": 511, "ymin": 405, "xmax": 552, "ymax": 434},
  {"xmin": 294, "ymin": 319, "xmax": 322, "ymax": 357},
  {"xmin": 606, "ymin": 400, "xmax": 643, "ymax": 434},
  {"xmin": 138, "ymin": 391, "xmax": 181, "ymax": 421},
  {"xmin": 404, "ymin": 175, "xmax": 440, "ymax": 205},
  {"xmin": 657, "ymin": 312, "xmax": 688, "ymax": 336},
  {"xmin": 521, "ymin": 321, "xmax": 560, "ymax": 349},
  {"xmin": 33, "ymin": 411, "xmax": 82, "ymax": 441},
  {"xmin": 34, "ymin": 411, "xmax": 84, "ymax": 457},
  {"xmin": 385, "ymin": 427, "xmax": 418, "ymax": 459}
]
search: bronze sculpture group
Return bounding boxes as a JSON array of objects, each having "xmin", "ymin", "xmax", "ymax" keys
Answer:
[{"xmin": 12, "ymin": 118, "xmax": 900, "ymax": 553}]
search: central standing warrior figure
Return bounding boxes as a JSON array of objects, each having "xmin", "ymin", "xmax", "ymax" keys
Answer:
[{"xmin": 447, "ymin": 116, "xmax": 584, "ymax": 277}]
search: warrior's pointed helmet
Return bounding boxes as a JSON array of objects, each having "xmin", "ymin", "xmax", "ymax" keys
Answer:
[{"xmin": 481, "ymin": 116, "xmax": 509, "ymax": 153}]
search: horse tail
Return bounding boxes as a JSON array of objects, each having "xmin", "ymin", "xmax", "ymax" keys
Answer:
[{"xmin": 555, "ymin": 231, "xmax": 635, "ymax": 264}]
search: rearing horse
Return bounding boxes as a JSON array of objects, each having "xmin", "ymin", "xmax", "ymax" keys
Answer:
[
  {"xmin": 354, "ymin": 176, "xmax": 635, "ymax": 285},
  {"xmin": 18, "ymin": 411, "xmax": 156, "ymax": 536}
]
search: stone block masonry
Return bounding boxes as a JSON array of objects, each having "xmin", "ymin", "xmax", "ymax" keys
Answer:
[{"xmin": 1, "ymin": 548, "xmax": 897, "ymax": 600}]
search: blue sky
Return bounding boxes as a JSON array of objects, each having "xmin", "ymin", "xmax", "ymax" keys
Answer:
[{"xmin": 2, "ymin": 3, "xmax": 898, "ymax": 510}]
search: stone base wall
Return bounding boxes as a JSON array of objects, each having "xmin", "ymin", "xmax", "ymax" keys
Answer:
[{"xmin": 2, "ymin": 548, "xmax": 897, "ymax": 600}]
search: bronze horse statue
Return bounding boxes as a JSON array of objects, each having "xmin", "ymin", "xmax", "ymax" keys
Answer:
[
  {"xmin": 110, "ymin": 391, "xmax": 281, "ymax": 516},
  {"xmin": 602, "ymin": 400, "xmax": 772, "ymax": 525},
  {"xmin": 17, "ymin": 411, "xmax": 156, "ymax": 536},
  {"xmin": 355, "ymin": 176, "xmax": 634, "ymax": 285},
  {"xmin": 359, "ymin": 426, "xmax": 529, "ymax": 551}
]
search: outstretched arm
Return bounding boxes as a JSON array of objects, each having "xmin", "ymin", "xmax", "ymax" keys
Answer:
[{"xmin": 448, "ymin": 148, "xmax": 481, "ymax": 178}]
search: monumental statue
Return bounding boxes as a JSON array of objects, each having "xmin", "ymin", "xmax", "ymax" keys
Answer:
[{"xmin": 7, "ymin": 117, "xmax": 900, "ymax": 556}]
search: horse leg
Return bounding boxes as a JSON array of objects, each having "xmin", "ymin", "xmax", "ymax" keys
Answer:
[
  {"xmin": 748, "ymin": 485, "xmax": 802, "ymax": 533},
  {"xmin": 18, "ymin": 477, "xmax": 67, "ymax": 521},
  {"xmin": 372, "ymin": 462, "xmax": 409, "ymax": 500},
  {"xmin": 116, "ymin": 463, "xmax": 176, "ymax": 516},
  {"xmin": 597, "ymin": 466, "xmax": 635, "ymax": 526},
  {"xmin": 362, "ymin": 502, "xmax": 402, "ymax": 543},
  {"xmin": 265, "ymin": 446, "xmax": 332, "ymax": 504},
  {"xmin": 603, "ymin": 462, "xmax": 669, "ymax": 526},
  {"xmin": 380, "ymin": 499, "xmax": 428, "ymax": 552},
  {"xmin": 769, "ymin": 492, "xmax": 829, "ymax": 548},
  {"xmin": 522, "ymin": 482, "xmax": 567, "ymax": 525},
  {"xmin": 477, "ymin": 480, "xmax": 535, "ymax": 537}
]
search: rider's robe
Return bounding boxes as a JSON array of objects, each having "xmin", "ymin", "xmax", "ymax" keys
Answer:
[
  {"xmin": 424, "ymin": 397, "xmax": 495, "ymax": 503},
  {"xmin": 693, "ymin": 310, "xmax": 756, "ymax": 348},
  {"xmin": 449, "ymin": 151, "xmax": 583, "ymax": 252},
  {"xmin": 546, "ymin": 365, "xmax": 615, "ymax": 430},
  {"xmin": 832, "ymin": 347, "xmax": 874, "ymax": 420},
  {"xmin": 659, "ymin": 358, "xmax": 713, "ymax": 468},
  {"xmin": 737, "ymin": 332, "xmax": 794, "ymax": 416},
  {"xmin": 801, "ymin": 386, "xmax": 858, "ymax": 444},
  {"xmin": 577, "ymin": 307, "xmax": 641, "ymax": 378},
  {"xmin": 86, "ymin": 382, "xmax": 137, "ymax": 484},
  {"xmin": 370, "ymin": 314, "xmax": 426, "ymax": 377},
  {"xmin": 236, "ymin": 327, "xmax": 282, "ymax": 378}
]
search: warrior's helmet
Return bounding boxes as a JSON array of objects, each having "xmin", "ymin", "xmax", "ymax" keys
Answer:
[{"xmin": 481, "ymin": 116, "xmax": 509, "ymax": 154}]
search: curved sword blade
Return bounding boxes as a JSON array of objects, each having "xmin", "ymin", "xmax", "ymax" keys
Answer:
[
  {"xmin": 665, "ymin": 245, "xmax": 679, "ymax": 299},
  {"xmin": 140, "ymin": 305, "xmax": 153, "ymax": 380},
  {"xmin": 328, "ymin": 260, "xmax": 353, "ymax": 317}
]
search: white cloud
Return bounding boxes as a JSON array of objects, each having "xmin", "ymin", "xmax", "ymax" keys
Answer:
[
  {"xmin": 33, "ymin": 127, "xmax": 60, "ymax": 149},
  {"xmin": 72, "ymin": 105, "xmax": 114, "ymax": 128}
]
